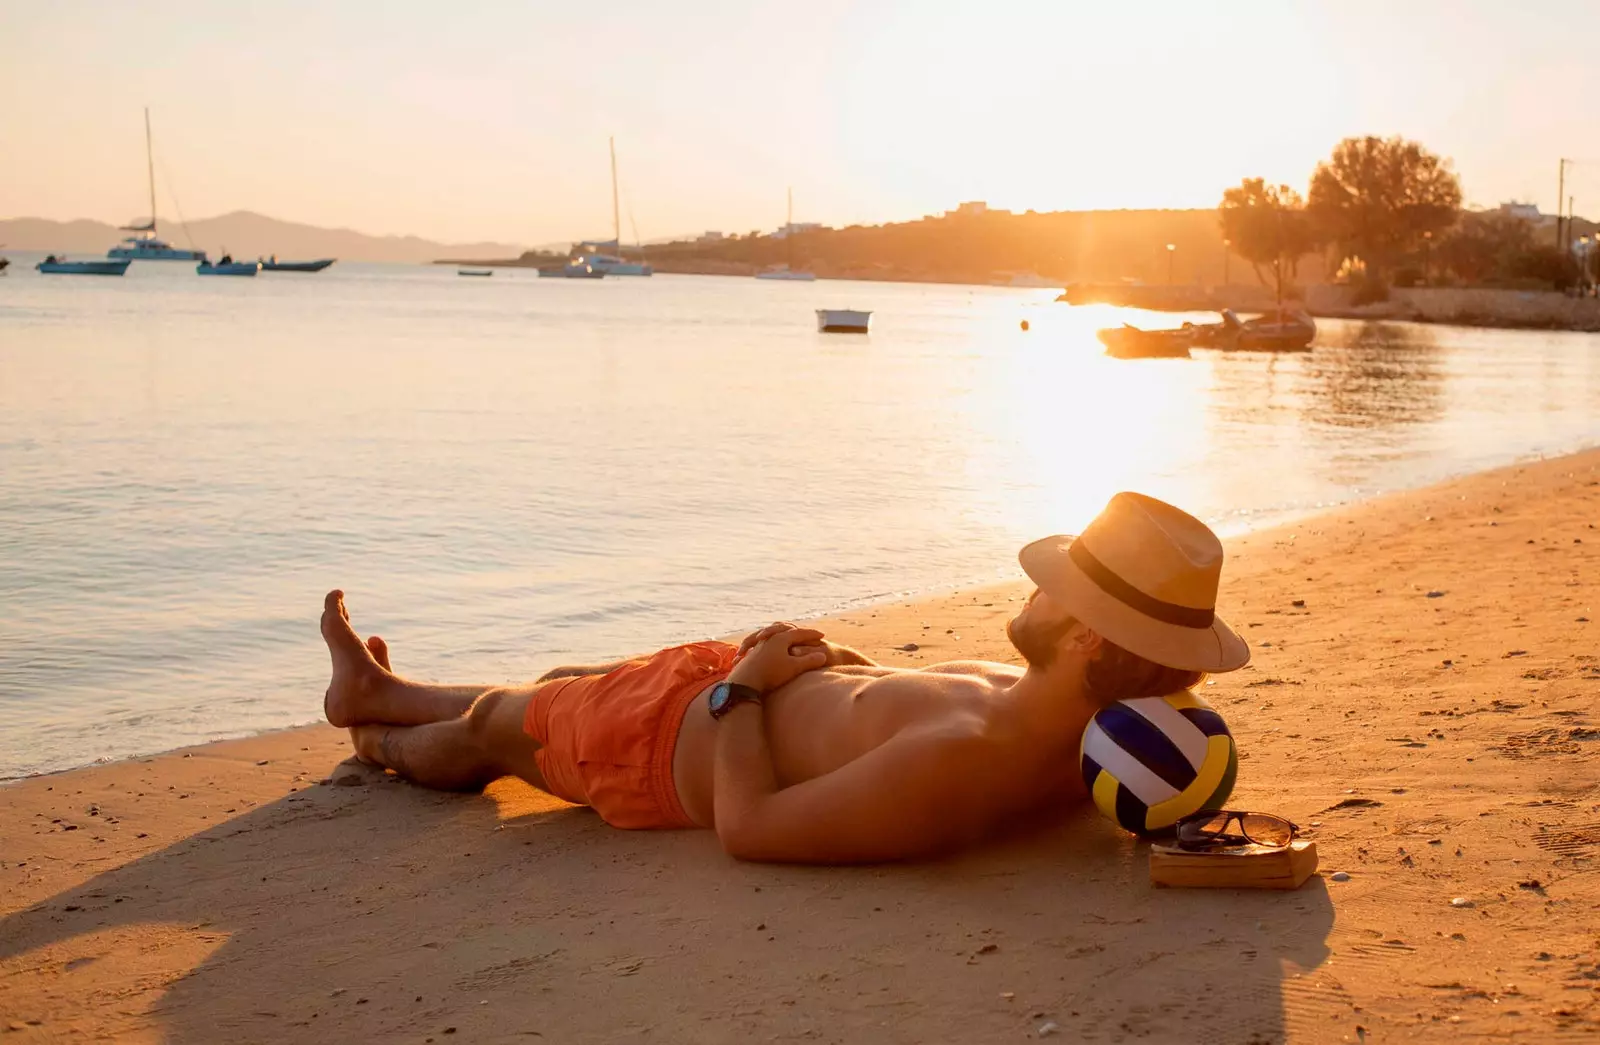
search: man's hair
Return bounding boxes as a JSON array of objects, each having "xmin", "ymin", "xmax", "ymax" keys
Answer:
[{"xmin": 1084, "ymin": 637, "xmax": 1205, "ymax": 707}]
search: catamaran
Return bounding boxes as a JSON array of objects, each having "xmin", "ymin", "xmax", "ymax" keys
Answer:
[
  {"xmin": 756, "ymin": 188, "xmax": 816, "ymax": 281},
  {"xmin": 571, "ymin": 138, "xmax": 653, "ymax": 276},
  {"xmin": 107, "ymin": 109, "xmax": 208, "ymax": 263}
]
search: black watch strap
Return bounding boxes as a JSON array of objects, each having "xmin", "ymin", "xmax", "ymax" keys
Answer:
[{"xmin": 708, "ymin": 681, "xmax": 763, "ymax": 720}]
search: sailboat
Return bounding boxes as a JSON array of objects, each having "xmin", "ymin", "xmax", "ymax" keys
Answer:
[
  {"xmin": 107, "ymin": 109, "xmax": 208, "ymax": 262},
  {"xmin": 571, "ymin": 138, "xmax": 653, "ymax": 276},
  {"xmin": 756, "ymin": 188, "xmax": 816, "ymax": 281}
]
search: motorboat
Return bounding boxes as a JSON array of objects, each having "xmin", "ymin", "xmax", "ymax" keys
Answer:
[
  {"xmin": 1097, "ymin": 325, "xmax": 1192, "ymax": 359},
  {"xmin": 816, "ymin": 308, "xmax": 871, "ymax": 333},
  {"xmin": 106, "ymin": 109, "xmax": 208, "ymax": 263},
  {"xmin": 458, "ymin": 268, "xmax": 495, "ymax": 277},
  {"xmin": 36, "ymin": 255, "xmax": 132, "ymax": 276},
  {"xmin": 197, "ymin": 256, "xmax": 260, "ymax": 276},
  {"xmin": 1234, "ymin": 309, "xmax": 1316, "ymax": 351},
  {"xmin": 755, "ymin": 267, "xmax": 819, "ymax": 283},
  {"xmin": 261, "ymin": 257, "xmax": 335, "ymax": 272}
]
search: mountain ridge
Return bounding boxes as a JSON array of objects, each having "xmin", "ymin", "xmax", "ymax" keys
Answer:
[{"xmin": 0, "ymin": 211, "xmax": 525, "ymax": 263}]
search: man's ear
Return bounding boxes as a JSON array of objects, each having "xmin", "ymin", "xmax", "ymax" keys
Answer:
[{"xmin": 1068, "ymin": 624, "xmax": 1104, "ymax": 657}]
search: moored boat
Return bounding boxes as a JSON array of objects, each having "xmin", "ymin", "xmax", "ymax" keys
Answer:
[
  {"xmin": 1097, "ymin": 325, "xmax": 1192, "ymax": 359},
  {"xmin": 755, "ymin": 188, "xmax": 816, "ymax": 281},
  {"xmin": 816, "ymin": 308, "xmax": 871, "ymax": 333},
  {"xmin": 107, "ymin": 109, "xmax": 208, "ymax": 263},
  {"xmin": 37, "ymin": 256, "xmax": 133, "ymax": 276},
  {"xmin": 1234, "ymin": 309, "xmax": 1316, "ymax": 351},
  {"xmin": 260, "ymin": 257, "xmax": 335, "ymax": 272},
  {"xmin": 458, "ymin": 268, "xmax": 495, "ymax": 277},
  {"xmin": 537, "ymin": 262, "xmax": 605, "ymax": 278},
  {"xmin": 197, "ymin": 256, "xmax": 260, "ymax": 276}
]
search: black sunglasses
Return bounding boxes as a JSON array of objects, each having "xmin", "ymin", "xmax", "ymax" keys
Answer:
[{"xmin": 1174, "ymin": 810, "xmax": 1299, "ymax": 850}]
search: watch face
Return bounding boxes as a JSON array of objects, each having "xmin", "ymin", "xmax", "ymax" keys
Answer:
[{"xmin": 708, "ymin": 682, "xmax": 734, "ymax": 716}]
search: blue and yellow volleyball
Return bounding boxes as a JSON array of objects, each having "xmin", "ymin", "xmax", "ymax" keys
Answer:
[{"xmin": 1079, "ymin": 691, "xmax": 1237, "ymax": 836}]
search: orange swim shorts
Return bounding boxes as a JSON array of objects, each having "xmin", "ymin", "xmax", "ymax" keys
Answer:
[{"xmin": 523, "ymin": 640, "xmax": 739, "ymax": 829}]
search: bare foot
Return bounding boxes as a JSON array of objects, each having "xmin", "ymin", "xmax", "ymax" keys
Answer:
[{"xmin": 322, "ymin": 590, "xmax": 395, "ymax": 727}]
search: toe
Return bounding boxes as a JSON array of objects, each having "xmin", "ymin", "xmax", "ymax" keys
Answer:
[
  {"xmin": 320, "ymin": 590, "xmax": 366, "ymax": 654},
  {"xmin": 367, "ymin": 635, "xmax": 392, "ymax": 672}
]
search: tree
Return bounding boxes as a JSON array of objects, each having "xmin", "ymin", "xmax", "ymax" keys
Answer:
[
  {"xmin": 1218, "ymin": 178, "xmax": 1318, "ymax": 305},
  {"xmin": 1435, "ymin": 210, "xmax": 1534, "ymax": 284},
  {"xmin": 1308, "ymin": 136, "xmax": 1462, "ymax": 282}
]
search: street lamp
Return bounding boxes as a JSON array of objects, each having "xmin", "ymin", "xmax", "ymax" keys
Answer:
[{"xmin": 1166, "ymin": 242, "xmax": 1176, "ymax": 285}]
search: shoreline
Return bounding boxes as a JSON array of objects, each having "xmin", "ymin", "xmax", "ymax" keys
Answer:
[
  {"xmin": 8, "ymin": 443, "xmax": 1593, "ymax": 786},
  {"xmin": 2, "ymin": 449, "xmax": 1596, "ymax": 1041}
]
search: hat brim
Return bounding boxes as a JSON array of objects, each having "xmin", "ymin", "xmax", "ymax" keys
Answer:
[{"xmin": 1019, "ymin": 535, "xmax": 1250, "ymax": 674}]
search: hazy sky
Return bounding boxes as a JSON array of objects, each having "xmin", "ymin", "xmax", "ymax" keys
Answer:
[{"xmin": 5, "ymin": 0, "xmax": 1599, "ymax": 245}]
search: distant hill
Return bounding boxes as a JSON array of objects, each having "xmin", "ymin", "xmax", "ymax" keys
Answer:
[{"xmin": 0, "ymin": 211, "xmax": 523, "ymax": 264}]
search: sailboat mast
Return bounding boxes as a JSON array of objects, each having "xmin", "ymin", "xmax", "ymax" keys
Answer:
[
  {"xmin": 609, "ymin": 137, "xmax": 620, "ymax": 254},
  {"xmin": 786, "ymin": 187, "xmax": 794, "ymax": 271},
  {"xmin": 144, "ymin": 107, "xmax": 157, "ymax": 235}
]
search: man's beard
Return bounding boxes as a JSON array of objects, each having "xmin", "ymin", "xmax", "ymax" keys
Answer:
[{"xmin": 1007, "ymin": 613, "xmax": 1078, "ymax": 669}]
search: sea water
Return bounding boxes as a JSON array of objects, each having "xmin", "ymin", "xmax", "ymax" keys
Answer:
[{"xmin": 2, "ymin": 259, "xmax": 1597, "ymax": 777}]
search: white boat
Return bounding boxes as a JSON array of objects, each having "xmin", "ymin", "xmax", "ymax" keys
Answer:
[
  {"xmin": 756, "ymin": 188, "xmax": 816, "ymax": 281},
  {"xmin": 573, "ymin": 138, "xmax": 653, "ymax": 276},
  {"xmin": 107, "ymin": 109, "xmax": 208, "ymax": 263},
  {"xmin": 816, "ymin": 308, "xmax": 871, "ymax": 333}
]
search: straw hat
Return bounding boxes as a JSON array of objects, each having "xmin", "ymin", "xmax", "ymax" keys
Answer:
[{"xmin": 1018, "ymin": 493, "xmax": 1249, "ymax": 673}]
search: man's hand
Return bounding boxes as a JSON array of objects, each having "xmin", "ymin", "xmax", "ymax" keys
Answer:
[
  {"xmin": 727, "ymin": 624, "xmax": 828, "ymax": 694},
  {"xmin": 737, "ymin": 621, "xmax": 880, "ymax": 669}
]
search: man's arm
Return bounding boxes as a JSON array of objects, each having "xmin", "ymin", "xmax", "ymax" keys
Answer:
[{"xmin": 713, "ymin": 710, "xmax": 999, "ymax": 863}]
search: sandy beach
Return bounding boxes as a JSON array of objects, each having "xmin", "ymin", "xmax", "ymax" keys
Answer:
[{"xmin": 2, "ymin": 450, "xmax": 1596, "ymax": 1044}]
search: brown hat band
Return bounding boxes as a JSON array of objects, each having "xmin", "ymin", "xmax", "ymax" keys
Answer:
[{"xmin": 1067, "ymin": 541, "xmax": 1216, "ymax": 630}]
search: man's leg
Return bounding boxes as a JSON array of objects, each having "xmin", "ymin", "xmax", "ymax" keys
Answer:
[
  {"xmin": 347, "ymin": 684, "xmax": 546, "ymax": 792},
  {"xmin": 322, "ymin": 591, "xmax": 497, "ymax": 727},
  {"xmin": 322, "ymin": 590, "xmax": 641, "ymax": 728}
]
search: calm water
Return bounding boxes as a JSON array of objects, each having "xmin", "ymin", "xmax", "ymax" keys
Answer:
[{"xmin": 2, "ymin": 258, "xmax": 1598, "ymax": 778}]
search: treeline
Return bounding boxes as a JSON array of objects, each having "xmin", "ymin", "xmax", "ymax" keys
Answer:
[
  {"xmin": 1222, "ymin": 135, "xmax": 1590, "ymax": 300},
  {"xmin": 637, "ymin": 209, "xmax": 1316, "ymax": 287},
  {"xmin": 623, "ymin": 136, "xmax": 1588, "ymax": 295}
]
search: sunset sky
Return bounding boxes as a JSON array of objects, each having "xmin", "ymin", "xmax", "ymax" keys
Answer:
[{"xmin": 5, "ymin": 0, "xmax": 1600, "ymax": 246}]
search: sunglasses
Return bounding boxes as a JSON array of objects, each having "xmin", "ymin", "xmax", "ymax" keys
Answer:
[{"xmin": 1173, "ymin": 810, "xmax": 1299, "ymax": 850}]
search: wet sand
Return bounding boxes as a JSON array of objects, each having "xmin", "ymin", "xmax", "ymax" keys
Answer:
[{"xmin": 1, "ymin": 450, "xmax": 1596, "ymax": 1043}]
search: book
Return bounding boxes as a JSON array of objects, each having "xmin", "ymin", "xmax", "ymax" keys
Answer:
[{"xmin": 1149, "ymin": 839, "xmax": 1319, "ymax": 889}]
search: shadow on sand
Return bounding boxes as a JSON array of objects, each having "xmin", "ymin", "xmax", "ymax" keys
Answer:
[{"xmin": 2, "ymin": 765, "xmax": 1332, "ymax": 1044}]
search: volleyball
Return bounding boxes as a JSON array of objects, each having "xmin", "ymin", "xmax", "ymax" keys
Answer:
[{"xmin": 1079, "ymin": 691, "xmax": 1237, "ymax": 836}]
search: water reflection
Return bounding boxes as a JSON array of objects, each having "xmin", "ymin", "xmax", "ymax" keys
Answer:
[{"xmin": 1301, "ymin": 322, "xmax": 1445, "ymax": 429}]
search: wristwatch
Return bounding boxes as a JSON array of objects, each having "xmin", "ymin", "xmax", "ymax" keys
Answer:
[{"xmin": 708, "ymin": 681, "xmax": 763, "ymax": 720}]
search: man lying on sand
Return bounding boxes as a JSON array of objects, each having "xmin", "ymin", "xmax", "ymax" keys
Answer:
[{"xmin": 322, "ymin": 493, "xmax": 1249, "ymax": 862}]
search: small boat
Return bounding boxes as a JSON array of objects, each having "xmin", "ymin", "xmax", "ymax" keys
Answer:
[
  {"xmin": 0, "ymin": 256, "xmax": 9, "ymax": 273},
  {"xmin": 1097, "ymin": 325, "xmax": 1192, "ymax": 359},
  {"xmin": 537, "ymin": 262, "xmax": 605, "ymax": 279},
  {"xmin": 260, "ymin": 257, "xmax": 335, "ymax": 273},
  {"xmin": 36, "ymin": 255, "xmax": 132, "ymax": 276},
  {"xmin": 197, "ymin": 255, "xmax": 261, "ymax": 277},
  {"xmin": 458, "ymin": 268, "xmax": 495, "ymax": 277},
  {"xmin": 757, "ymin": 266, "xmax": 816, "ymax": 281},
  {"xmin": 1234, "ymin": 310, "xmax": 1316, "ymax": 351},
  {"xmin": 816, "ymin": 308, "xmax": 871, "ymax": 333}
]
